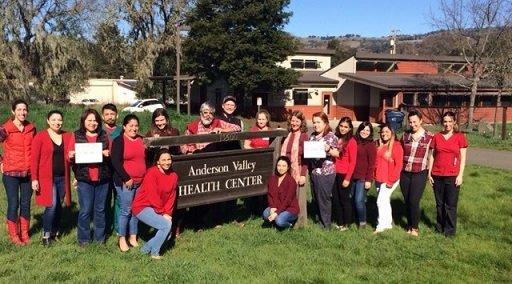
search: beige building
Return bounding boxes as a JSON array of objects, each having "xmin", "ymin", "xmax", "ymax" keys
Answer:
[{"xmin": 70, "ymin": 79, "xmax": 138, "ymax": 105}]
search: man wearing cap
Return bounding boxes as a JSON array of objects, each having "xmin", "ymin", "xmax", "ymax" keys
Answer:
[{"xmin": 216, "ymin": 96, "xmax": 244, "ymax": 150}]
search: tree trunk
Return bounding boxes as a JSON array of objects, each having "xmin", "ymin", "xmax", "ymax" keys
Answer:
[
  {"xmin": 493, "ymin": 89, "xmax": 502, "ymax": 137},
  {"xmin": 468, "ymin": 79, "xmax": 478, "ymax": 128}
]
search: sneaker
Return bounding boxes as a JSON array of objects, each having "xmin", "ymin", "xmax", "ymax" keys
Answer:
[
  {"xmin": 42, "ymin": 237, "xmax": 51, "ymax": 247},
  {"xmin": 410, "ymin": 229, "xmax": 419, "ymax": 237},
  {"xmin": 338, "ymin": 225, "xmax": 349, "ymax": 232},
  {"xmin": 151, "ymin": 255, "xmax": 163, "ymax": 260},
  {"xmin": 358, "ymin": 223, "xmax": 367, "ymax": 230}
]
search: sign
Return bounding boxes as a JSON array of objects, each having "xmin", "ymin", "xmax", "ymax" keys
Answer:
[
  {"xmin": 75, "ymin": 142, "xmax": 103, "ymax": 164},
  {"xmin": 303, "ymin": 141, "xmax": 326, "ymax": 159},
  {"xmin": 172, "ymin": 148, "xmax": 274, "ymax": 208}
]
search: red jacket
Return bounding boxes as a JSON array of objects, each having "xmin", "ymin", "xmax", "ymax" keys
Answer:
[
  {"xmin": 335, "ymin": 137, "xmax": 357, "ymax": 180},
  {"xmin": 375, "ymin": 142, "xmax": 403, "ymax": 187},
  {"xmin": 132, "ymin": 166, "xmax": 178, "ymax": 216},
  {"xmin": 267, "ymin": 173, "xmax": 299, "ymax": 215},
  {"xmin": 0, "ymin": 119, "xmax": 36, "ymax": 173},
  {"xmin": 31, "ymin": 130, "xmax": 72, "ymax": 207}
]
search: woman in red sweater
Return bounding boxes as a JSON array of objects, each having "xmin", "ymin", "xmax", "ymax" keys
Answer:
[
  {"xmin": 132, "ymin": 148, "xmax": 178, "ymax": 259},
  {"xmin": 0, "ymin": 99, "xmax": 36, "ymax": 245},
  {"xmin": 374, "ymin": 123, "xmax": 403, "ymax": 234},
  {"xmin": 262, "ymin": 156, "xmax": 299, "ymax": 229},
  {"xmin": 244, "ymin": 109, "xmax": 271, "ymax": 149},
  {"xmin": 111, "ymin": 114, "xmax": 147, "ymax": 251},
  {"xmin": 352, "ymin": 121, "xmax": 377, "ymax": 229},
  {"xmin": 31, "ymin": 110, "xmax": 72, "ymax": 246},
  {"xmin": 280, "ymin": 110, "xmax": 308, "ymax": 228},
  {"xmin": 331, "ymin": 117, "xmax": 357, "ymax": 231},
  {"xmin": 428, "ymin": 111, "xmax": 467, "ymax": 237}
]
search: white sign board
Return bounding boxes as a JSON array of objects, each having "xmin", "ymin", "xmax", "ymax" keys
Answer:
[
  {"xmin": 303, "ymin": 141, "xmax": 326, "ymax": 159},
  {"xmin": 75, "ymin": 143, "xmax": 103, "ymax": 164}
]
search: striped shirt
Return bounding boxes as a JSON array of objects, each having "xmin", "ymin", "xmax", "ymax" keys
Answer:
[{"xmin": 401, "ymin": 130, "xmax": 434, "ymax": 172}]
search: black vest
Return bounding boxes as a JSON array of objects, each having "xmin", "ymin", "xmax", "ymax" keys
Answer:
[{"xmin": 73, "ymin": 129, "xmax": 111, "ymax": 182}]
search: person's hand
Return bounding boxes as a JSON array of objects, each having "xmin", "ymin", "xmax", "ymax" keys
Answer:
[
  {"xmin": 124, "ymin": 179, "xmax": 134, "ymax": 188},
  {"xmin": 270, "ymin": 208, "xmax": 277, "ymax": 214},
  {"xmin": 342, "ymin": 180, "xmax": 350, "ymax": 188},
  {"xmin": 455, "ymin": 175, "xmax": 463, "ymax": 186},
  {"xmin": 32, "ymin": 180, "xmax": 40, "ymax": 191},
  {"xmin": 211, "ymin": 128, "xmax": 223, "ymax": 134},
  {"xmin": 428, "ymin": 175, "xmax": 434, "ymax": 186},
  {"xmin": 163, "ymin": 214, "xmax": 172, "ymax": 223},
  {"xmin": 324, "ymin": 144, "xmax": 331, "ymax": 152},
  {"xmin": 298, "ymin": 176, "xmax": 306, "ymax": 186},
  {"xmin": 153, "ymin": 134, "xmax": 160, "ymax": 138},
  {"xmin": 68, "ymin": 150, "xmax": 75, "ymax": 159},
  {"xmin": 268, "ymin": 212, "xmax": 278, "ymax": 222},
  {"xmin": 102, "ymin": 149, "xmax": 110, "ymax": 157},
  {"xmin": 364, "ymin": 181, "xmax": 372, "ymax": 190},
  {"xmin": 73, "ymin": 179, "xmax": 78, "ymax": 189},
  {"xmin": 0, "ymin": 162, "xmax": 3, "ymax": 174}
]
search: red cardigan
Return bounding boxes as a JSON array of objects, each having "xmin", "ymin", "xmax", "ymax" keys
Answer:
[
  {"xmin": 374, "ymin": 142, "xmax": 403, "ymax": 187},
  {"xmin": 31, "ymin": 130, "xmax": 72, "ymax": 207},
  {"xmin": 132, "ymin": 166, "xmax": 178, "ymax": 216},
  {"xmin": 267, "ymin": 173, "xmax": 299, "ymax": 216},
  {"xmin": 335, "ymin": 137, "xmax": 357, "ymax": 180}
]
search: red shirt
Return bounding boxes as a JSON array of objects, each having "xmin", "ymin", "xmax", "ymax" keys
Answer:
[
  {"xmin": 267, "ymin": 173, "xmax": 299, "ymax": 215},
  {"xmin": 335, "ymin": 137, "xmax": 357, "ymax": 180},
  {"xmin": 430, "ymin": 132, "xmax": 468, "ymax": 177},
  {"xmin": 123, "ymin": 136, "xmax": 146, "ymax": 184},
  {"xmin": 248, "ymin": 126, "xmax": 270, "ymax": 148},
  {"xmin": 86, "ymin": 135, "xmax": 99, "ymax": 182},
  {"xmin": 132, "ymin": 166, "xmax": 178, "ymax": 216},
  {"xmin": 375, "ymin": 142, "xmax": 403, "ymax": 186}
]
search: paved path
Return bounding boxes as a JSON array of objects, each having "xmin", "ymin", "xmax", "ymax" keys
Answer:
[{"xmin": 467, "ymin": 147, "xmax": 512, "ymax": 170}]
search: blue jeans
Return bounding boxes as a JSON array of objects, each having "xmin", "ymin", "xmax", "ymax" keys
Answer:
[
  {"xmin": 116, "ymin": 184, "xmax": 139, "ymax": 236},
  {"xmin": 351, "ymin": 180, "xmax": 368, "ymax": 224},
  {"xmin": 136, "ymin": 207, "xmax": 172, "ymax": 256},
  {"xmin": 77, "ymin": 180, "xmax": 109, "ymax": 244},
  {"xmin": 42, "ymin": 176, "xmax": 65, "ymax": 237},
  {"xmin": 262, "ymin": 207, "xmax": 297, "ymax": 229},
  {"xmin": 3, "ymin": 175, "xmax": 32, "ymax": 222}
]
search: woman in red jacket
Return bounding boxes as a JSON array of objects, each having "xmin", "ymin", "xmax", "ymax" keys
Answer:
[
  {"xmin": 428, "ymin": 111, "xmax": 467, "ymax": 237},
  {"xmin": 132, "ymin": 148, "xmax": 178, "ymax": 259},
  {"xmin": 0, "ymin": 99, "xmax": 36, "ymax": 245},
  {"xmin": 31, "ymin": 110, "xmax": 72, "ymax": 246},
  {"xmin": 244, "ymin": 109, "xmax": 271, "ymax": 149},
  {"xmin": 331, "ymin": 117, "xmax": 357, "ymax": 231},
  {"xmin": 262, "ymin": 156, "xmax": 299, "ymax": 229},
  {"xmin": 374, "ymin": 123, "xmax": 403, "ymax": 234}
]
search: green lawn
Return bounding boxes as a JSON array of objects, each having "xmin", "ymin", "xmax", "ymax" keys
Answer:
[{"xmin": 0, "ymin": 165, "xmax": 510, "ymax": 282}]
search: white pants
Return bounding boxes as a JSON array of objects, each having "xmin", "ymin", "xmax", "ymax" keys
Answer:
[{"xmin": 376, "ymin": 181, "xmax": 400, "ymax": 230}]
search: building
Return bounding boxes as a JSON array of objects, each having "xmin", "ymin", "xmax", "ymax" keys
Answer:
[{"xmin": 70, "ymin": 78, "xmax": 138, "ymax": 105}]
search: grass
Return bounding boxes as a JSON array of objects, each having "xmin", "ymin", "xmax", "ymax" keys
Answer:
[{"xmin": 0, "ymin": 165, "xmax": 511, "ymax": 282}]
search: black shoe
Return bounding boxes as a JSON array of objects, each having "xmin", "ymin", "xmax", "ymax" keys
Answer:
[
  {"xmin": 42, "ymin": 237, "xmax": 51, "ymax": 246},
  {"xmin": 50, "ymin": 232, "xmax": 60, "ymax": 242}
]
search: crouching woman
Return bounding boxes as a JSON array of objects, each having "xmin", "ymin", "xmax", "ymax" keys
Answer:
[
  {"xmin": 262, "ymin": 156, "xmax": 299, "ymax": 229},
  {"xmin": 131, "ymin": 149, "xmax": 178, "ymax": 259}
]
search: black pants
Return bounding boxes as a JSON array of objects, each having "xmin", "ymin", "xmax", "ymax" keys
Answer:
[
  {"xmin": 432, "ymin": 176, "xmax": 459, "ymax": 236},
  {"xmin": 400, "ymin": 170, "xmax": 428, "ymax": 230},
  {"xmin": 332, "ymin": 173, "xmax": 352, "ymax": 226}
]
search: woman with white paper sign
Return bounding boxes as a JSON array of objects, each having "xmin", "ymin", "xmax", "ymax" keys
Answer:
[
  {"xmin": 31, "ymin": 110, "xmax": 73, "ymax": 246},
  {"xmin": 68, "ymin": 109, "xmax": 111, "ymax": 246},
  {"xmin": 111, "ymin": 114, "xmax": 147, "ymax": 252},
  {"xmin": 308, "ymin": 112, "xmax": 338, "ymax": 229}
]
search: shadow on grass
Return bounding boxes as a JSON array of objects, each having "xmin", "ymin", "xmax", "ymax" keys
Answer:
[{"xmin": 30, "ymin": 202, "xmax": 79, "ymax": 239}]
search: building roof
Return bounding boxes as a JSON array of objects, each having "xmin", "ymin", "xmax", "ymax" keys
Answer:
[
  {"xmin": 355, "ymin": 52, "xmax": 467, "ymax": 63},
  {"xmin": 298, "ymin": 71, "xmax": 339, "ymax": 84},
  {"xmin": 338, "ymin": 72, "xmax": 499, "ymax": 91},
  {"xmin": 296, "ymin": 48, "xmax": 336, "ymax": 56}
]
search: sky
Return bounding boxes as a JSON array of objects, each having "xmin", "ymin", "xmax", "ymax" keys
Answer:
[{"xmin": 284, "ymin": 0, "xmax": 441, "ymax": 38}]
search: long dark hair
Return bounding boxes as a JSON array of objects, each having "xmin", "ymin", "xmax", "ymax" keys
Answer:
[
  {"xmin": 79, "ymin": 109, "xmax": 102, "ymax": 133},
  {"xmin": 441, "ymin": 111, "xmax": 459, "ymax": 133},
  {"xmin": 274, "ymin": 156, "xmax": 291, "ymax": 176},
  {"xmin": 149, "ymin": 108, "xmax": 171, "ymax": 133},
  {"xmin": 355, "ymin": 121, "xmax": 374, "ymax": 143},
  {"xmin": 154, "ymin": 148, "xmax": 172, "ymax": 166},
  {"xmin": 12, "ymin": 99, "xmax": 29, "ymax": 112},
  {"xmin": 378, "ymin": 123, "xmax": 396, "ymax": 156},
  {"xmin": 335, "ymin": 116, "xmax": 354, "ymax": 148}
]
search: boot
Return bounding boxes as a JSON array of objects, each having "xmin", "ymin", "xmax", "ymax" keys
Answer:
[
  {"xmin": 6, "ymin": 220, "xmax": 23, "ymax": 245},
  {"xmin": 19, "ymin": 217, "xmax": 30, "ymax": 245}
]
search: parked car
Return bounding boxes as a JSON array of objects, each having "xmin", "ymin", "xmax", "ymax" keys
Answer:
[
  {"xmin": 122, "ymin": 99, "xmax": 165, "ymax": 113},
  {"xmin": 80, "ymin": 98, "xmax": 99, "ymax": 106}
]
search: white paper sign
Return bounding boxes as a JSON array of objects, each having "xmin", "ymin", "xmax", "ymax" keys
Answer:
[
  {"xmin": 304, "ymin": 141, "xmax": 326, "ymax": 159},
  {"xmin": 75, "ymin": 143, "xmax": 103, "ymax": 164}
]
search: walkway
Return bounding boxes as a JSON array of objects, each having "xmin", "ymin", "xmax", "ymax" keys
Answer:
[{"xmin": 467, "ymin": 147, "xmax": 512, "ymax": 171}]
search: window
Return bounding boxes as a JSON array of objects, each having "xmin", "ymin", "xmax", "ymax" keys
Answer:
[
  {"xmin": 293, "ymin": 89, "xmax": 309, "ymax": 105},
  {"xmin": 432, "ymin": 95, "xmax": 447, "ymax": 107},
  {"xmin": 447, "ymin": 95, "xmax": 469, "ymax": 107},
  {"xmin": 381, "ymin": 93, "xmax": 395, "ymax": 107},
  {"xmin": 476, "ymin": 96, "xmax": 496, "ymax": 107},
  {"xmin": 418, "ymin": 93, "xmax": 429, "ymax": 107},
  {"xmin": 501, "ymin": 95, "xmax": 511, "ymax": 107},
  {"xmin": 304, "ymin": 60, "xmax": 319, "ymax": 69},
  {"xmin": 403, "ymin": 93, "xmax": 415, "ymax": 105},
  {"xmin": 290, "ymin": 59, "xmax": 304, "ymax": 69}
]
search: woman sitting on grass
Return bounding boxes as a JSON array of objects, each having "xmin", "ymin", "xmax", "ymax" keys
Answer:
[
  {"xmin": 132, "ymin": 148, "xmax": 178, "ymax": 260},
  {"xmin": 262, "ymin": 156, "xmax": 299, "ymax": 229}
]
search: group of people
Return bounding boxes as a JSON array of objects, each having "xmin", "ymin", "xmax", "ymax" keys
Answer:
[{"xmin": 0, "ymin": 96, "xmax": 467, "ymax": 259}]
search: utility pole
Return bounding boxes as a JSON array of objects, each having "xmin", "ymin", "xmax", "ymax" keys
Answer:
[
  {"xmin": 390, "ymin": 29, "xmax": 400, "ymax": 54},
  {"xmin": 175, "ymin": 0, "xmax": 182, "ymax": 114}
]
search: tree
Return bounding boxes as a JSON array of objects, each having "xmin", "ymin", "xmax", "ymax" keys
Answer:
[
  {"xmin": 183, "ymin": 0, "xmax": 299, "ymax": 103},
  {"xmin": 0, "ymin": 0, "xmax": 94, "ymax": 102},
  {"xmin": 327, "ymin": 39, "xmax": 356, "ymax": 66},
  {"xmin": 432, "ymin": 0, "xmax": 512, "ymax": 126}
]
